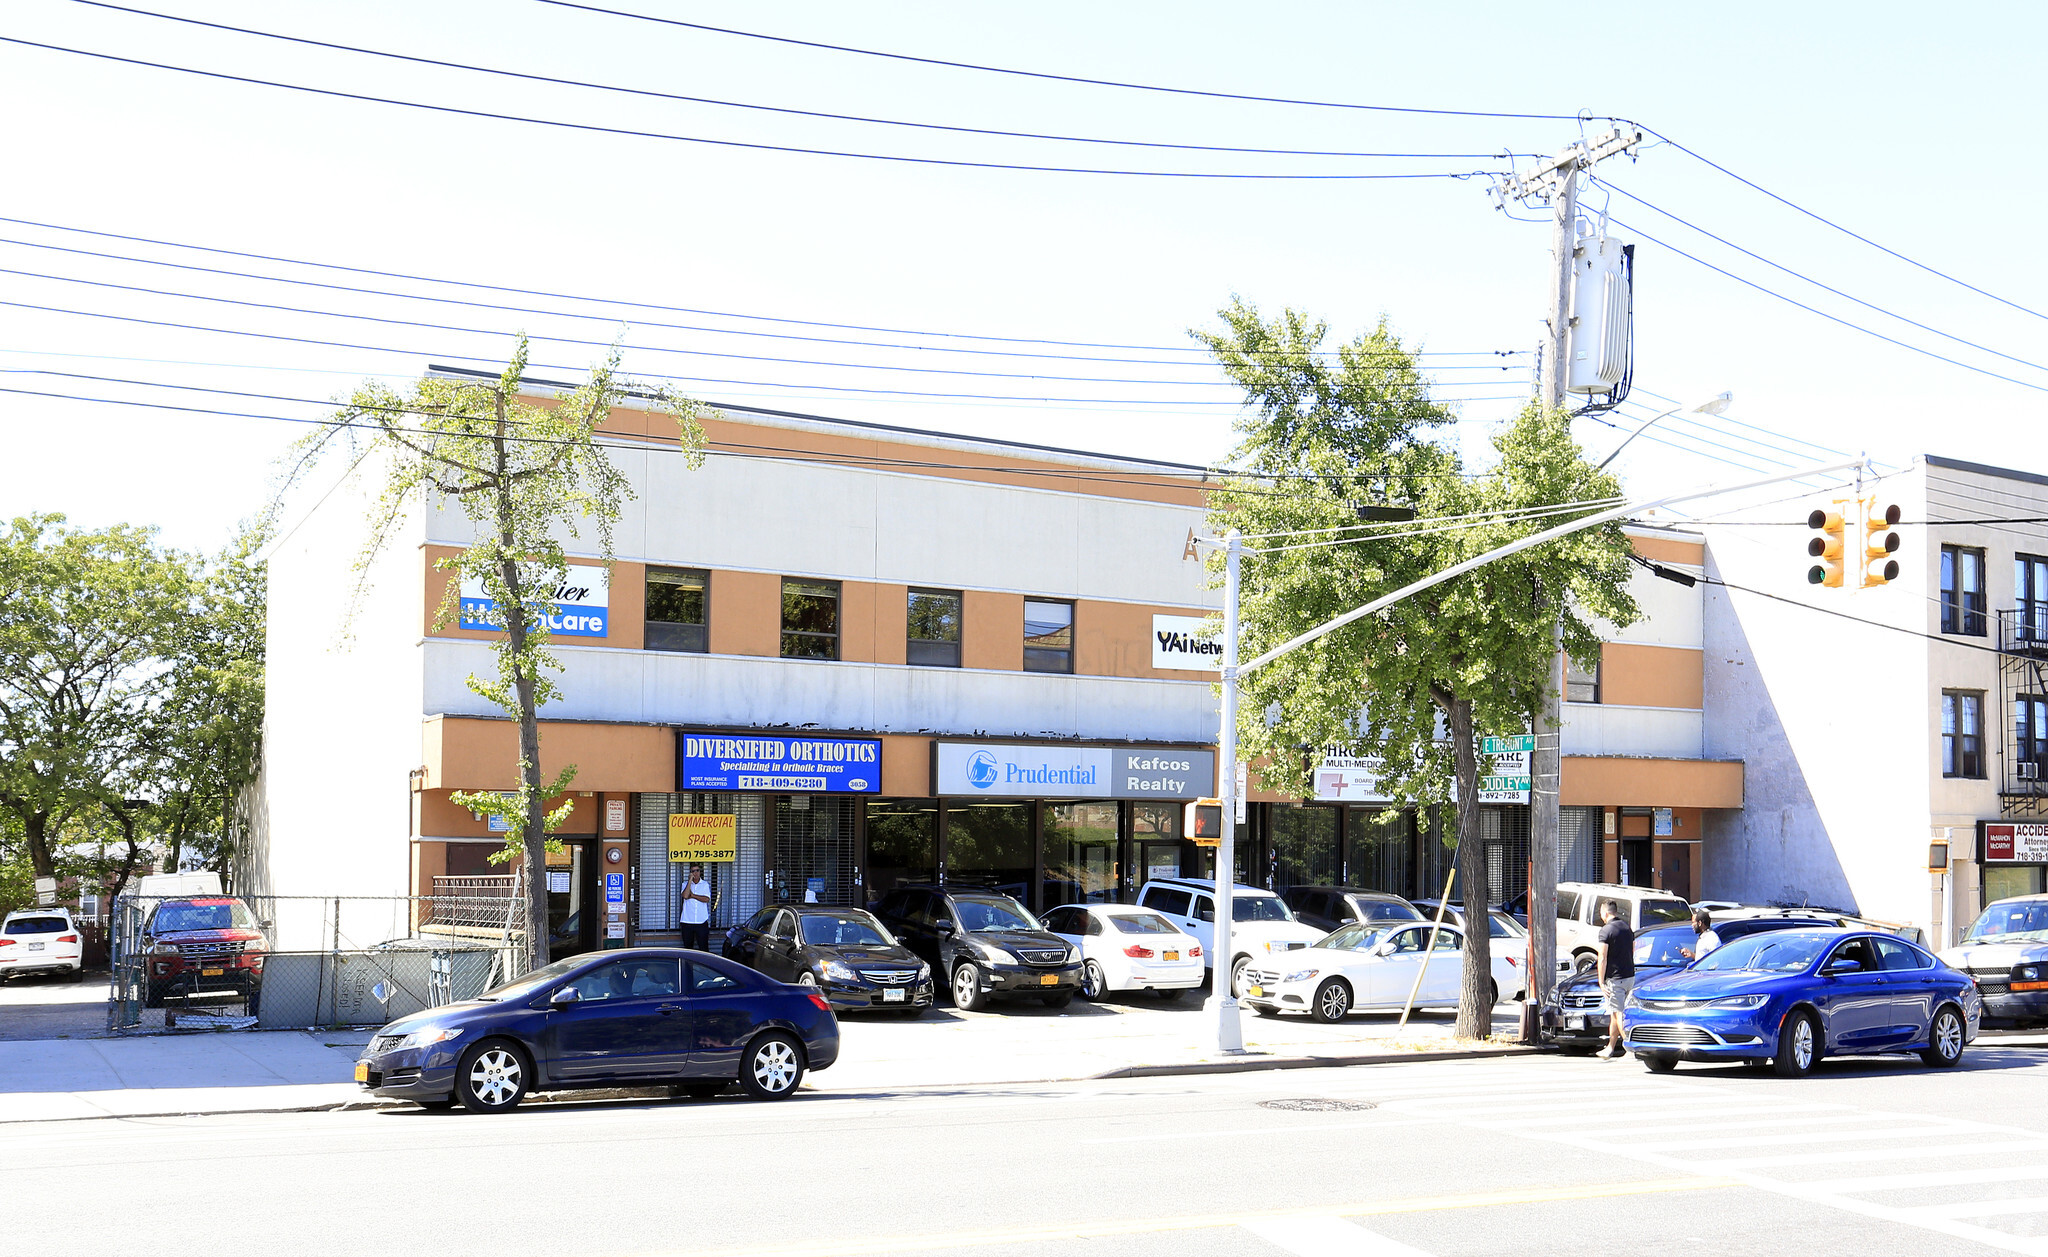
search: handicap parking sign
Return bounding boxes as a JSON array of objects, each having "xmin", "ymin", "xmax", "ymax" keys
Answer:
[{"xmin": 604, "ymin": 872, "xmax": 625, "ymax": 904}]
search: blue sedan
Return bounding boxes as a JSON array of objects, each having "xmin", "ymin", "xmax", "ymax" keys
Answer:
[
  {"xmin": 1622, "ymin": 929, "xmax": 1980, "ymax": 1077},
  {"xmin": 354, "ymin": 948, "xmax": 839, "ymax": 1112}
]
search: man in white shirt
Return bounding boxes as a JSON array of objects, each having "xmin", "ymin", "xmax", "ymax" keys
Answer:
[
  {"xmin": 1681, "ymin": 908, "xmax": 1721, "ymax": 962},
  {"xmin": 680, "ymin": 863, "xmax": 712, "ymax": 951}
]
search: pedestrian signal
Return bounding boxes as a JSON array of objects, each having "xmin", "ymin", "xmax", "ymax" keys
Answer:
[
  {"xmin": 1184, "ymin": 799, "xmax": 1223, "ymax": 847},
  {"xmin": 1862, "ymin": 500, "xmax": 1902, "ymax": 587},
  {"xmin": 1807, "ymin": 503, "xmax": 1848, "ymax": 588}
]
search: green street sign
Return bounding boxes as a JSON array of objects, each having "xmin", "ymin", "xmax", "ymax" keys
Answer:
[{"xmin": 1481, "ymin": 735, "xmax": 1535, "ymax": 755}]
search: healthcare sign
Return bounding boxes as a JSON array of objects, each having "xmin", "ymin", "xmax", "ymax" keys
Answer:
[
  {"xmin": 459, "ymin": 566, "xmax": 610, "ymax": 638},
  {"xmin": 678, "ymin": 734, "xmax": 881, "ymax": 793}
]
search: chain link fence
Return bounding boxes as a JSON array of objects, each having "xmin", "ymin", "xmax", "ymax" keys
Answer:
[{"xmin": 107, "ymin": 887, "xmax": 530, "ymax": 1034}]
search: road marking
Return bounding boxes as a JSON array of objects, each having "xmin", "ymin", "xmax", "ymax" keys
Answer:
[
  {"xmin": 1799, "ymin": 1164, "xmax": 2048, "ymax": 1195},
  {"xmin": 667, "ymin": 1176, "xmax": 1735, "ymax": 1257},
  {"xmin": 1620, "ymin": 1123, "xmax": 1964, "ymax": 1152},
  {"xmin": 1705, "ymin": 1139, "xmax": 2048, "ymax": 1170},
  {"xmin": 1914, "ymin": 1196, "xmax": 2048, "ymax": 1221},
  {"xmin": 1242, "ymin": 1215, "xmax": 1435, "ymax": 1256}
]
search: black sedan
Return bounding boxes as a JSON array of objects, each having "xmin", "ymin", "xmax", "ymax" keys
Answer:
[
  {"xmin": 354, "ymin": 948, "xmax": 838, "ymax": 1113},
  {"xmin": 726, "ymin": 905, "xmax": 935, "ymax": 1015}
]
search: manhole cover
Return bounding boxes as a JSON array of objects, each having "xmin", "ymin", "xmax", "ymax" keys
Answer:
[{"xmin": 1258, "ymin": 1098, "xmax": 1377, "ymax": 1112}]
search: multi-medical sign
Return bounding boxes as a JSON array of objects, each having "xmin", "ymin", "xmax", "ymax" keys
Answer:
[
  {"xmin": 1315, "ymin": 749, "xmax": 1391, "ymax": 803},
  {"xmin": 458, "ymin": 566, "xmax": 610, "ymax": 638},
  {"xmin": 1151, "ymin": 614, "xmax": 1223, "ymax": 671},
  {"xmin": 678, "ymin": 734, "xmax": 881, "ymax": 793}
]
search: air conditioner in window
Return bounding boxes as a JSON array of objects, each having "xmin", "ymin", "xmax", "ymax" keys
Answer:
[{"xmin": 2021, "ymin": 762, "xmax": 2040, "ymax": 781}]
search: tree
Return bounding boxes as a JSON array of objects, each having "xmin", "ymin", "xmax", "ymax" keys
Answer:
[
  {"xmin": 1201, "ymin": 299, "xmax": 1638, "ymax": 1038},
  {"xmin": 285, "ymin": 339, "xmax": 706, "ymax": 967}
]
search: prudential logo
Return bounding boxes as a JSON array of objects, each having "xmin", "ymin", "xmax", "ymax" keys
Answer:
[{"xmin": 966, "ymin": 750, "xmax": 1000, "ymax": 789}]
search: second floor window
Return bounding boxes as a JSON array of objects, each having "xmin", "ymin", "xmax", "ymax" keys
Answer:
[
  {"xmin": 1943, "ymin": 690, "xmax": 1984, "ymax": 778},
  {"xmin": 1564, "ymin": 654, "xmax": 1601, "ymax": 704},
  {"xmin": 2019, "ymin": 696, "xmax": 2048, "ymax": 776},
  {"xmin": 906, "ymin": 588, "xmax": 962, "ymax": 667},
  {"xmin": 1023, "ymin": 600, "xmax": 1074, "ymax": 673},
  {"xmin": 644, "ymin": 568, "xmax": 708, "ymax": 653},
  {"xmin": 2020, "ymin": 555, "xmax": 2048, "ymax": 642},
  {"xmin": 781, "ymin": 579, "xmax": 840, "ymax": 659},
  {"xmin": 1941, "ymin": 546, "xmax": 1986, "ymax": 636}
]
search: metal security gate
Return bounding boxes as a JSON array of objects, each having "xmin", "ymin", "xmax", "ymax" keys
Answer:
[
  {"xmin": 638, "ymin": 792, "xmax": 766, "ymax": 937},
  {"xmin": 773, "ymin": 795, "xmax": 856, "ymax": 906}
]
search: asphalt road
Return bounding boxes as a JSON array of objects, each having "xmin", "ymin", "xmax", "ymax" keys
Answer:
[{"xmin": 20, "ymin": 1044, "xmax": 2048, "ymax": 1257}]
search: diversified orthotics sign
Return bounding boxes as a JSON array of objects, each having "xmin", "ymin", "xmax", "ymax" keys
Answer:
[
  {"xmin": 678, "ymin": 734, "xmax": 881, "ymax": 793},
  {"xmin": 935, "ymin": 742, "xmax": 1214, "ymax": 800},
  {"xmin": 459, "ymin": 567, "xmax": 610, "ymax": 638}
]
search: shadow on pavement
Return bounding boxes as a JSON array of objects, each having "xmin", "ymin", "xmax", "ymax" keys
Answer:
[{"xmin": 0, "ymin": 968, "xmax": 110, "ymax": 1041}]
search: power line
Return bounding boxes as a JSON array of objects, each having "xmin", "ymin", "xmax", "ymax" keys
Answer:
[
  {"xmin": 533, "ymin": 0, "xmax": 1596, "ymax": 122},
  {"xmin": 0, "ymin": 37, "xmax": 1501, "ymax": 182},
  {"xmin": 1628, "ymin": 385, "xmax": 1849, "ymax": 459},
  {"xmin": 1248, "ymin": 498, "xmax": 1629, "ymax": 553},
  {"xmin": 65, "ymin": 1, "xmax": 1533, "ymax": 163}
]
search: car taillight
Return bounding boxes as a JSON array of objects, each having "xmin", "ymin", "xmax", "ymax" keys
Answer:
[
  {"xmin": 0, "ymin": 939, "xmax": 14, "ymax": 947},
  {"xmin": 804, "ymin": 991, "xmax": 832, "ymax": 1013},
  {"xmin": 1189, "ymin": 946, "xmax": 1202, "ymax": 958},
  {"xmin": 1123, "ymin": 945, "xmax": 1154, "ymax": 959},
  {"xmin": 1504, "ymin": 955, "xmax": 1520, "ymax": 967},
  {"xmin": 57, "ymin": 934, "xmax": 78, "ymax": 944}
]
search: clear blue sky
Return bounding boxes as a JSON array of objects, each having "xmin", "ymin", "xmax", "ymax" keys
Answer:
[{"xmin": 3, "ymin": 0, "xmax": 2042, "ymax": 553}]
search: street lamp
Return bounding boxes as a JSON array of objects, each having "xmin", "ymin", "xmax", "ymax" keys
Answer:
[{"xmin": 1596, "ymin": 392, "xmax": 1733, "ymax": 471}]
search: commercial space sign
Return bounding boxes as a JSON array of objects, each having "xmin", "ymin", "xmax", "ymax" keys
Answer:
[
  {"xmin": 459, "ymin": 566, "xmax": 611, "ymax": 638},
  {"xmin": 1985, "ymin": 823, "xmax": 2048, "ymax": 863},
  {"xmin": 935, "ymin": 741, "xmax": 1214, "ymax": 801},
  {"xmin": 668, "ymin": 813, "xmax": 738, "ymax": 862},
  {"xmin": 678, "ymin": 734, "xmax": 881, "ymax": 793},
  {"xmin": 1151, "ymin": 614, "xmax": 1223, "ymax": 671}
]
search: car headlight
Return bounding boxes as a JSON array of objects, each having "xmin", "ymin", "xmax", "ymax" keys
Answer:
[
  {"xmin": 976, "ymin": 942, "xmax": 1015, "ymax": 964},
  {"xmin": 1282, "ymin": 969, "xmax": 1319, "ymax": 984},
  {"xmin": 821, "ymin": 959, "xmax": 858, "ymax": 983},
  {"xmin": 1624, "ymin": 992, "xmax": 1643, "ymax": 1009},
  {"xmin": 393, "ymin": 1026, "xmax": 463, "ymax": 1049},
  {"xmin": 2017, "ymin": 964, "xmax": 2042, "ymax": 982},
  {"xmin": 1706, "ymin": 994, "xmax": 1768, "ymax": 1009},
  {"xmin": 916, "ymin": 963, "xmax": 932, "ymax": 982},
  {"xmin": 150, "ymin": 943, "xmax": 178, "ymax": 956}
]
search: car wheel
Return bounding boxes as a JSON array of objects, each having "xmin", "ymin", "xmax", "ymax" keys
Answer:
[
  {"xmin": 1312, "ymin": 977, "xmax": 1353, "ymax": 1024},
  {"xmin": 1081, "ymin": 961, "xmax": 1108, "ymax": 1001},
  {"xmin": 1774, "ymin": 1009, "xmax": 1819, "ymax": 1078},
  {"xmin": 1042, "ymin": 992, "xmax": 1073, "ymax": 1009},
  {"xmin": 1922, "ymin": 1005, "xmax": 1966, "ymax": 1068},
  {"xmin": 1573, "ymin": 953, "xmax": 1597, "ymax": 976},
  {"xmin": 797, "ymin": 972, "xmax": 819, "ymax": 988},
  {"xmin": 144, "ymin": 980, "xmax": 165, "ymax": 1009},
  {"xmin": 1230, "ymin": 956, "xmax": 1253, "ymax": 999},
  {"xmin": 1642, "ymin": 1054, "xmax": 1678, "ymax": 1073},
  {"xmin": 740, "ymin": 1033, "xmax": 805, "ymax": 1100},
  {"xmin": 951, "ymin": 962, "xmax": 988, "ymax": 1012},
  {"xmin": 1489, "ymin": 980, "xmax": 1499, "ymax": 1007},
  {"xmin": 455, "ymin": 1040, "xmax": 531, "ymax": 1113},
  {"xmin": 673, "ymin": 1081, "xmax": 728, "ymax": 1100},
  {"xmin": 1153, "ymin": 988, "xmax": 1185, "ymax": 1003}
]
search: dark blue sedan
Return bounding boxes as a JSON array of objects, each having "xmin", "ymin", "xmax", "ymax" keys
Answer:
[
  {"xmin": 354, "ymin": 948, "xmax": 839, "ymax": 1112},
  {"xmin": 1623, "ymin": 929, "xmax": 1980, "ymax": 1077}
]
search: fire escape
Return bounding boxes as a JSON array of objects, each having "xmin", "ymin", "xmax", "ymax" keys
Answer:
[{"xmin": 1998, "ymin": 607, "xmax": 2048, "ymax": 817}]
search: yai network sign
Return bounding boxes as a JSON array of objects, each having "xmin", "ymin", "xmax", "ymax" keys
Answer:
[
  {"xmin": 1151, "ymin": 614, "xmax": 1222, "ymax": 671},
  {"xmin": 459, "ymin": 566, "xmax": 610, "ymax": 638}
]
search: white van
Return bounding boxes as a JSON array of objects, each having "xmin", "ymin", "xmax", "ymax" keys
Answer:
[
  {"xmin": 1133, "ymin": 878, "xmax": 1327, "ymax": 997},
  {"xmin": 134, "ymin": 872, "xmax": 224, "ymax": 898},
  {"xmin": 1553, "ymin": 882, "xmax": 1693, "ymax": 973}
]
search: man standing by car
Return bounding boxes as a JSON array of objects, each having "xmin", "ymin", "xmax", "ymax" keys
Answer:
[
  {"xmin": 1681, "ymin": 908, "xmax": 1721, "ymax": 962},
  {"xmin": 680, "ymin": 864, "xmax": 712, "ymax": 951},
  {"xmin": 1596, "ymin": 900, "xmax": 1634, "ymax": 1060}
]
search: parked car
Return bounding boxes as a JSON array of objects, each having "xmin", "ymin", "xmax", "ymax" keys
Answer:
[
  {"xmin": 1241, "ymin": 920, "xmax": 1520, "ymax": 1022},
  {"xmin": 1282, "ymin": 886, "xmax": 1425, "ymax": 932},
  {"xmin": 873, "ymin": 883, "xmax": 1081, "ymax": 1011},
  {"xmin": 1552, "ymin": 883, "xmax": 1692, "ymax": 974},
  {"xmin": 355, "ymin": 948, "xmax": 838, "ymax": 1112},
  {"xmin": 1939, "ymin": 893, "xmax": 2048, "ymax": 1028},
  {"xmin": 724, "ymin": 904, "xmax": 934, "ymax": 1016},
  {"xmin": 140, "ymin": 894, "xmax": 268, "ymax": 1008},
  {"xmin": 1133, "ymin": 878, "xmax": 1327, "ymax": 997},
  {"xmin": 1622, "ymin": 928, "xmax": 1979, "ymax": 1076},
  {"xmin": 1041, "ymin": 904, "xmax": 1204, "ymax": 1001},
  {"xmin": 1549, "ymin": 915, "xmax": 1838, "ymax": 1053},
  {"xmin": 0, "ymin": 907, "xmax": 84, "ymax": 982}
]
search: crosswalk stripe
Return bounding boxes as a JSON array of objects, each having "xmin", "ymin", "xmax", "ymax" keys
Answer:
[
  {"xmin": 1701, "ymin": 1139, "xmax": 2048, "ymax": 1171},
  {"xmin": 1618, "ymin": 1124, "xmax": 1965, "ymax": 1153},
  {"xmin": 1241, "ymin": 1216, "xmax": 1435, "ymax": 1257},
  {"xmin": 1911, "ymin": 1196, "xmax": 2048, "ymax": 1221},
  {"xmin": 1796, "ymin": 1164, "xmax": 2048, "ymax": 1195}
]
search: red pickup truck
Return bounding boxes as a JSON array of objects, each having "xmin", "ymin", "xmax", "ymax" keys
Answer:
[{"xmin": 142, "ymin": 895, "xmax": 268, "ymax": 1008}]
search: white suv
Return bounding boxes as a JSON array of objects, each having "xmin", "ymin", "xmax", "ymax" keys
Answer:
[
  {"xmin": 1553, "ymin": 883, "xmax": 1692, "ymax": 974},
  {"xmin": 0, "ymin": 907, "xmax": 84, "ymax": 981},
  {"xmin": 1133, "ymin": 878, "xmax": 1327, "ymax": 997}
]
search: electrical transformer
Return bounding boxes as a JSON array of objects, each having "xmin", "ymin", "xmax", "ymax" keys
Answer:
[{"xmin": 1566, "ymin": 233, "xmax": 1633, "ymax": 395}]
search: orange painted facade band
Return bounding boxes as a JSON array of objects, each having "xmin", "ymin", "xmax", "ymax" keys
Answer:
[
  {"xmin": 423, "ymin": 716, "xmax": 673, "ymax": 793},
  {"xmin": 1561, "ymin": 759, "xmax": 1742, "ymax": 809},
  {"xmin": 1627, "ymin": 535, "xmax": 1705, "ymax": 566},
  {"xmin": 1597, "ymin": 643, "xmax": 1706, "ymax": 710}
]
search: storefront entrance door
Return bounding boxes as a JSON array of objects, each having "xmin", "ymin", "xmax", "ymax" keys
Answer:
[
  {"xmin": 547, "ymin": 839, "xmax": 598, "ymax": 959},
  {"xmin": 1139, "ymin": 840, "xmax": 1186, "ymax": 885}
]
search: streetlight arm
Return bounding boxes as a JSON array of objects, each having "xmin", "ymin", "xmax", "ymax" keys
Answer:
[{"xmin": 1595, "ymin": 404, "xmax": 1681, "ymax": 471}]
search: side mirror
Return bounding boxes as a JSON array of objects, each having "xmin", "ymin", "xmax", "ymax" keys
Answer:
[
  {"xmin": 935, "ymin": 920, "xmax": 956, "ymax": 937},
  {"xmin": 1374, "ymin": 941, "xmax": 1397, "ymax": 957},
  {"xmin": 1197, "ymin": 909, "xmax": 1215, "ymax": 923},
  {"xmin": 1823, "ymin": 958, "xmax": 1860, "ymax": 975},
  {"xmin": 548, "ymin": 986, "xmax": 582, "ymax": 1008}
]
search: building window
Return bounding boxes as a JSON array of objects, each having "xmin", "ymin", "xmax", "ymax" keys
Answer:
[
  {"xmin": 1023, "ymin": 600, "xmax": 1074, "ymax": 673},
  {"xmin": 2019, "ymin": 555, "xmax": 2048, "ymax": 643},
  {"xmin": 780, "ymin": 579, "xmax": 840, "ymax": 659},
  {"xmin": 1941, "ymin": 546, "xmax": 1987, "ymax": 636},
  {"xmin": 906, "ymin": 588, "xmax": 962, "ymax": 667},
  {"xmin": 1564, "ymin": 653, "xmax": 1601, "ymax": 704},
  {"xmin": 2018, "ymin": 696, "xmax": 2048, "ymax": 778},
  {"xmin": 1943, "ymin": 690, "xmax": 1985, "ymax": 778},
  {"xmin": 644, "ymin": 568, "xmax": 708, "ymax": 653}
]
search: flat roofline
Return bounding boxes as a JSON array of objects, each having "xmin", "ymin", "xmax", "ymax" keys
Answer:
[
  {"xmin": 426, "ymin": 364, "xmax": 1212, "ymax": 475},
  {"xmin": 1924, "ymin": 453, "xmax": 2048, "ymax": 490}
]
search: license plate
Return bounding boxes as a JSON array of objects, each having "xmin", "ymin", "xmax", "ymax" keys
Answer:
[
  {"xmin": 1566, "ymin": 1015, "xmax": 1586, "ymax": 1030},
  {"xmin": 881, "ymin": 987, "xmax": 906, "ymax": 1003},
  {"xmin": 1164, "ymin": 950, "xmax": 1178, "ymax": 962},
  {"xmin": 201, "ymin": 967, "xmax": 225, "ymax": 977},
  {"xmin": 1039, "ymin": 975, "xmax": 1058, "ymax": 986},
  {"xmin": 354, "ymin": 1061, "xmax": 370, "ymax": 1084},
  {"xmin": 1248, "ymin": 985, "xmax": 1265, "ymax": 998},
  {"xmin": 27, "ymin": 942, "xmax": 43, "ymax": 951}
]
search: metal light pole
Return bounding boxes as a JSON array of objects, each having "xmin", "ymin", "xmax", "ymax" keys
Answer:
[
  {"xmin": 1597, "ymin": 393, "xmax": 1735, "ymax": 471},
  {"xmin": 1206, "ymin": 529, "xmax": 1245, "ymax": 1053}
]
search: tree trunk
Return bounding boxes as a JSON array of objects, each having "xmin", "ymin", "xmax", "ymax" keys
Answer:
[
  {"xmin": 24, "ymin": 811, "xmax": 56, "ymax": 880},
  {"xmin": 500, "ymin": 542, "xmax": 550, "ymax": 970},
  {"xmin": 1448, "ymin": 697, "xmax": 1494, "ymax": 1040}
]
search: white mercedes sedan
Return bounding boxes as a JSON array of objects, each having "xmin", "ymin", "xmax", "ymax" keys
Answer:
[{"xmin": 1240, "ymin": 920, "xmax": 1523, "ymax": 1022}]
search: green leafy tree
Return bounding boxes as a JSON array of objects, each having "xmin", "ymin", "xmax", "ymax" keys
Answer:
[
  {"xmin": 1201, "ymin": 300, "xmax": 1638, "ymax": 1038},
  {"xmin": 285, "ymin": 339, "xmax": 707, "ymax": 967}
]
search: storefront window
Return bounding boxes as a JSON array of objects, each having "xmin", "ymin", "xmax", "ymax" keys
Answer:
[
  {"xmin": 1271, "ymin": 804, "xmax": 1340, "ymax": 894},
  {"xmin": 772, "ymin": 796, "xmax": 856, "ymax": 906},
  {"xmin": 865, "ymin": 798, "xmax": 937, "ymax": 906},
  {"xmin": 1043, "ymin": 801, "xmax": 1119, "ymax": 908},
  {"xmin": 1345, "ymin": 809, "xmax": 1411, "ymax": 896},
  {"xmin": 1985, "ymin": 864, "xmax": 2045, "ymax": 906},
  {"xmin": 1131, "ymin": 802, "xmax": 1186, "ymax": 886},
  {"xmin": 945, "ymin": 801, "xmax": 1033, "ymax": 900},
  {"xmin": 1483, "ymin": 807, "xmax": 1532, "ymax": 905}
]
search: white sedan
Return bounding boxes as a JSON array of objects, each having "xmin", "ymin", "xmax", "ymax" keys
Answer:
[
  {"xmin": 1042, "ymin": 904, "xmax": 1205, "ymax": 1001},
  {"xmin": 1240, "ymin": 920, "xmax": 1521, "ymax": 1023}
]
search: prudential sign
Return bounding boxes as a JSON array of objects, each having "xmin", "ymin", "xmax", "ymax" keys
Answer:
[
  {"xmin": 459, "ymin": 566, "xmax": 610, "ymax": 638},
  {"xmin": 935, "ymin": 742, "xmax": 1214, "ymax": 800}
]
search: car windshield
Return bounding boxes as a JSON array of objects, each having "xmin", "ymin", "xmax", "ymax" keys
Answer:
[
  {"xmin": 1109, "ymin": 913, "xmax": 1178, "ymax": 935},
  {"xmin": 475, "ymin": 954, "xmax": 590, "ymax": 1003},
  {"xmin": 1319, "ymin": 924, "xmax": 1388, "ymax": 952},
  {"xmin": 1635, "ymin": 929, "xmax": 1697, "ymax": 967},
  {"xmin": 4, "ymin": 917, "xmax": 67, "ymax": 934},
  {"xmin": 1488, "ymin": 913, "xmax": 1524, "ymax": 939},
  {"xmin": 1235, "ymin": 895, "xmax": 1295, "ymax": 923},
  {"xmin": 149, "ymin": 900, "xmax": 257, "ymax": 933},
  {"xmin": 800, "ymin": 914, "xmax": 892, "ymax": 947},
  {"xmin": 956, "ymin": 897, "xmax": 1038, "ymax": 932},
  {"xmin": 1638, "ymin": 899, "xmax": 1692, "ymax": 926},
  {"xmin": 1965, "ymin": 901, "xmax": 2048, "ymax": 943},
  {"xmin": 1362, "ymin": 900, "xmax": 1423, "ymax": 921},
  {"xmin": 1693, "ymin": 931, "xmax": 1832, "ymax": 973}
]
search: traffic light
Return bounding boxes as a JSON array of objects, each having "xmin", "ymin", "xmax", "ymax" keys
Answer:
[
  {"xmin": 1184, "ymin": 798, "xmax": 1223, "ymax": 846},
  {"xmin": 1862, "ymin": 499, "xmax": 1902, "ymax": 587},
  {"xmin": 1807, "ymin": 501, "xmax": 1848, "ymax": 587}
]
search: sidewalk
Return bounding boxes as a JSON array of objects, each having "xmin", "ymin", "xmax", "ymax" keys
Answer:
[{"xmin": 0, "ymin": 999, "xmax": 1525, "ymax": 1123}]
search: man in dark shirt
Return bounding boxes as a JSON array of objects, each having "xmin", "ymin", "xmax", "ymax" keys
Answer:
[{"xmin": 1596, "ymin": 901, "xmax": 1635, "ymax": 1060}]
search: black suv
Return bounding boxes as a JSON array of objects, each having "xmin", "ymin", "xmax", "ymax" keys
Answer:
[
  {"xmin": 1282, "ymin": 885, "xmax": 1426, "ymax": 933},
  {"xmin": 874, "ymin": 884, "xmax": 1082, "ymax": 1011}
]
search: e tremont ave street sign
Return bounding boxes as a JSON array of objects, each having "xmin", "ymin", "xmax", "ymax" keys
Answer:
[{"xmin": 1479, "ymin": 734, "xmax": 1533, "ymax": 804}]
